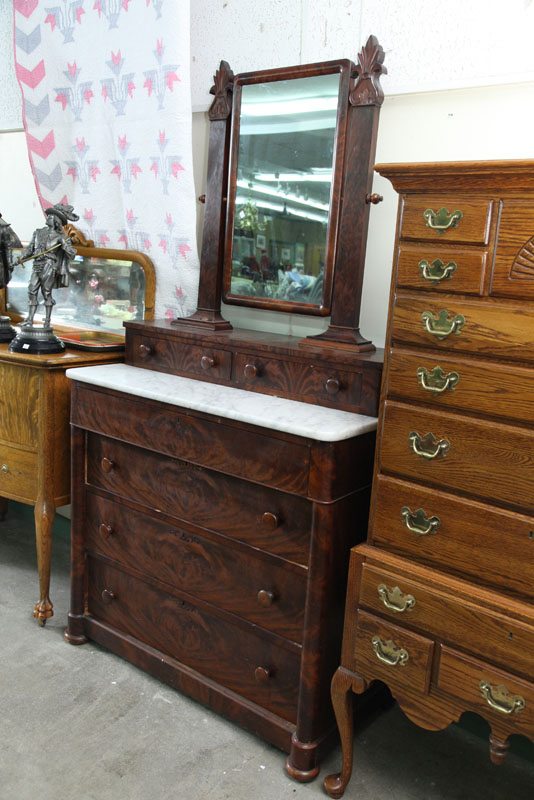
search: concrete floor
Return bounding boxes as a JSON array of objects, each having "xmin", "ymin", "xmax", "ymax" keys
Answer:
[{"xmin": 1, "ymin": 504, "xmax": 534, "ymax": 800}]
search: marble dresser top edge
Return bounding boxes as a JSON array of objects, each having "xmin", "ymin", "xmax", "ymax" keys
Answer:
[{"xmin": 66, "ymin": 363, "xmax": 378, "ymax": 442}]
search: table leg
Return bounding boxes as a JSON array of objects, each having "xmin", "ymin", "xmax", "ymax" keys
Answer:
[
  {"xmin": 324, "ymin": 667, "xmax": 357, "ymax": 798},
  {"xmin": 0, "ymin": 496, "xmax": 8, "ymax": 521},
  {"xmin": 33, "ymin": 495, "xmax": 55, "ymax": 626}
]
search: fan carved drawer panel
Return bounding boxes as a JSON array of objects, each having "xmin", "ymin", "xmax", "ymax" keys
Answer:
[
  {"xmin": 85, "ymin": 435, "xmax": 312, "ymax": 564},
  {"xmin": 371, "ymin": 475, "xmax": 534, "ymax": 599},
  {"xmin": 87, "ymin": 556, "xmax": 301, "ymax": 722},
  {"xmin": 85, "ymin": 491, "xmax": 307, "ymax": 641}
]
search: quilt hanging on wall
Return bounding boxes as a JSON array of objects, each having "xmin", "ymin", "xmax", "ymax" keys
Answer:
[{"xmin": 13, "ymin": 0, "xmax": 199, "ymax": 319}]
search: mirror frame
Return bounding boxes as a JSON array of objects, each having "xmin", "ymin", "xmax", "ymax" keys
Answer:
[
  {"xmin": 4, "ymin": 224, "xmax": 156, "ymax": 336},
  {"xmin": 222, "ymin": 60, "xmax": 352, "ymax": 316}
]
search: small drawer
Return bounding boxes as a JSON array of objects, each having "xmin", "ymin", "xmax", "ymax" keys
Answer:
[
  {"xmin": 438, "ymin": 647, "xmax": 534, "ymax": 737},
  {"xmin": 358, "ymin": 562, "xmax": 534, "ymax": 679},
  {"xmin": 371, "ymin": 474, "xmax": 534, "ymax": 601},
  {"xmin": 491, "ymin": 201, "xmax": 534, "ymax": 300},
  {"xmin": 73, "ymin": 383, "xmax": 311, "ymax": 495},
  {"xmin": 400, "ymin": 195, "xmax": 492, "ymax": 245},
  {"xmin": 391, "ymin": 293, "xmax": 534, "ymax": 363},
  {"xmin": 380, "ymin": 400, "xmax": 534, "ymax": 511},
  {"xmin": 233, "ymin": 353, "xmax": 363, "ymax": 411},
  {"xmin": 353, "ymin": 610, "xmax": 434, "ymax": 694},
  {"xmin": 387, "ymin": 348, "xmax": 534, "ymax": 424},
  {"xmin": 396, "ymin": 245, "xmax": 487, "ymax": 295},
  {"xmin": 0, "ymin": 444, "xmax": 38, "ymax": 503},
  {"xmin": 85, "ymin": 491, "xmax": 307, "ymax": 641},
  {"xmin": 128, "ymin": 333, "xmax": 232, "ymax": 381},
  {"xmin": 87, "ymin": 556, "xmax": 301, "ymax": 722},
  {"xmin": 86, "ymin": 435, "xmax": 312, "ymax": 564}
]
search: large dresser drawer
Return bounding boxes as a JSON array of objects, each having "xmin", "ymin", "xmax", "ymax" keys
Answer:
[
  {"xmin": 386, "ymin": 348, "xmax": 534, "ymax": 424},
  {"xmin": 396, "ymin": 245, "xmax": 487, "ymax": 295},
  {"xmin": 233, "ymin": 352, "xmax": 363, "ymax": 411},
  {"xmin": 380, "ymin": 400, "xmax": 534, "ymax": 510},
  {"xmin": 86, "ymin": 434, "xmax": 312, "ymax": 564},
  {"xmin": 353, "ymin": 610, "xmax": 434, "ymax": 694},
  {"xmin": 438, "ymin": 647, "xmax": 534, "ymax": 736},
  {"xmin": 85, "ymin": 491, "xmax": 307, "ymax": 641},
  {"xmin": 400, "ymin": 195, "xmax": 493, "ymax": 245},
  {"xmin": 391, "ymin": 293, "xmax": 534, "ymax": 362},
  {"xmin": 73, "ymin": 383, "xmax": 311, "ymax": 494},
  {"xmin": 128, "ymin": 332, "xmax": 232, "ymax": 381},
  {"xmin": 358, "ymin": 562, "xmax": 534, "ymax": 679},
  {"xmin": 371, "ymin": 475, "xmax": 534, "ymax": 600},
  {"xmin": 87, "ymin": 556, "xmax": 301, "ymax": 722}
]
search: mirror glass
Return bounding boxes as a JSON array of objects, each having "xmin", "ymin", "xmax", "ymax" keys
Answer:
[
  {"xmin": 225, "ymin": 71, "xmax": 342, "ymax": 313},
  {"xmin": 7, "ymin": 250, "xmax": 148, "ymax": 336}
]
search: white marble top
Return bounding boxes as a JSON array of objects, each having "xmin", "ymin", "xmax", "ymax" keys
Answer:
[{"xmin": 66, "ymin": 363, "xmax": 378, "ymax": 442}]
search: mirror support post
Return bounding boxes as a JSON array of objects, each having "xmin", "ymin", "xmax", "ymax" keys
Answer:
[
  {"xmin": 172, "ymin": 61, "xmax": 234, "ymax": 332},
  {"xmin": 303, "ymin": 36, "xmax": 386, "ymax": 352}
]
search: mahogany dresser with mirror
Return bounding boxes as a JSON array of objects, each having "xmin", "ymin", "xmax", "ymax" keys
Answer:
[
  {"xmin": 324, "ymin": 160, "xmax": 534, "ymax": 798},
  {"xmin": 0, "ymin": 225, "xmax": 155, "ymax": 625},
  {"xmin": 65, "ymin": 37, "xmax": 387, "ymax": 780}
]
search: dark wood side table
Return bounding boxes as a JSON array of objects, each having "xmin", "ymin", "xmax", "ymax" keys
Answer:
[{"xmin": 0, "ymin": 344, "xmax": 121, "ymax": 624}]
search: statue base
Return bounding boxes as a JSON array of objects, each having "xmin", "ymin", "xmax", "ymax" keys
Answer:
[
  {"xmin": 0, "ymin": 316, "xmax": 17, "ymax": 343},
  {"xmin": 9, "ymin": 324, "xmax": 66, "ymax": 355}
]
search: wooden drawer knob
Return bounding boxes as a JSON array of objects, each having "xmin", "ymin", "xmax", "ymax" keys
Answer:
[
  {"xmin": 138, "ymin": 343, "xmax": 153, "ymax": 360},
  {"xmin": 101, "ymin": 589, "xmax": 116, "ymax": 605},
  {"xmin": 243, "ymin": 363, "xmax": 258, "ymax": 378},
  {"xmin": 200, "ymin": 355, "xmax": 215, "ymax": 370},
  {"xmin": 99, "ymin": 523, "xmax": 113, "ymax": 539},
  {"xmin": 325, "ymin": 378, "xmax": 340, "ymax": 395},
  {"xmin": 101, "ymin": 457, "xmax": 115, "ymax": 473},
  {"xmin": 254, "ymin": 666, "xmax": 271, "ymax": 683},
  {"xmin": 257, "ymin": 589, "xmax": 275, "ymax": 608},
  {"xmin": 262, "ymin": 512, "xmax": 279, "ymax": 530}
]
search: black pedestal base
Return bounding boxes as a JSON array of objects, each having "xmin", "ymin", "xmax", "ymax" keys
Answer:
[
  {"xmin": 0, "ymin": 316, "xmax": 16, "ymax": 342},
  {"xmin": 9, "ymin": 325, "xmax": 66, "ymax": 354}
]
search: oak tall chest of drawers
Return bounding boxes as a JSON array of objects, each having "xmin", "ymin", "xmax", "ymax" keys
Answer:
[{"xmin": 325, "ymin": 160, "xmax": 534, "ymax": 797}]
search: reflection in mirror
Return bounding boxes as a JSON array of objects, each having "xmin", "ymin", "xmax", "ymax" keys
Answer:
[{"xmin": 227, "ymin": 71, "xmax": 342, "ymax": 313}]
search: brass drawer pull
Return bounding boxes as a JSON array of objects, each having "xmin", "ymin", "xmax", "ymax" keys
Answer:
[
  {"xmin": 418, "ymin": 257, "xmax": 457, "ymax": 283},
  {"xmin": 99, "ymin": 523, "xmax": 114, "ymax": 539},
  {"xmin": 422, "ymin": 309, "xmax": 465, "ymax": 339},
  {"xmin": 479, "ymin": 681, "xmax": 526, "ymax": 715},
  {"xmin": 101, "ymin": 589, "xmax": 116, "ymax": 605},
  {"xmin": 423, "ymin": 207, "xmax": 463, "ymax": 232},
  {"xmin": 417, "ymin": 366, "xmax": 459, "ymax": 394},
  {"xmin": 1, "ymin": 464, "xmax": 8, "ymax": 474},
  {"xmin": 262, "ymin": 512, "xmax": 279, "ymax": 530},
  {"xmin": 371, "ymin": 636, "xmax": 409, "ymax": 666},
  {"xmin": 138, "ymin": 343, "xmax": 153, "ymax": 360},
  {"xmin": 377, "ymin": 583, "xmax": 416, "ymax": 613},
  {"xmin": 257, "ymin": 589, "xmax": 275, "ymax": 607},
  {"xmin": 401, "ymin": 506, "xmax": 441, "ymax": 536},
  {"xmin": 409, "ymin": 431, "xmax": 450, "ymax": 460},
  {"xmin": 325, "ymin": 378, "xmax": 341, "ymax": 395},
  {"xmin": 101, "ymin": 457, "xmax": 115, "ymax": 473},
  {"xmin": 254, "ymin": 666, "xmax": 272, "ymax": 683},
  {"xmin": 200, "ymin": 355, "xmax": 215, "ymax": 370}
]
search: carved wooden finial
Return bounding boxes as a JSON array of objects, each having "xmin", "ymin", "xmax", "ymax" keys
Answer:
[
  {"xmin": 350, "ymin": 35, "xmax": 387, "ymax": 107},
  {"xmin": 208, "ymin": 60, "xmax": 235, "ymax": 121},
  {"xmin": 63, "ymin": 223, "xmax": 94, "ymax": 247}
]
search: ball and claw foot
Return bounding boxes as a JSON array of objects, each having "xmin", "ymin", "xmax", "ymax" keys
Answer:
[{"xmin": 33, "ymin": 598, "xmax": 53, "ymax": 626}]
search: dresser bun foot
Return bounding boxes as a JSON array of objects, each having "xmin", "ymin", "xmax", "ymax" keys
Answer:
[
  {"xmin": 33, "ymin": 598, "xmax": 53, "ymax": 626},
  {"xmin": 64, "ymin": 613, "xmax": 88, "ymax": 645},
  {"xmin": 284, "ymin": 733, "xmax": 320, "ymax": 782},
  {"xmin": 489, "ymin": 734, "xmax": 510, "ymax": 765}
]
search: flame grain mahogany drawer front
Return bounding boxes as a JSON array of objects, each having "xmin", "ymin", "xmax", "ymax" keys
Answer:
[
  {"xmin": 352, "ymin": 610, "xmax": 434, "ymax": 695},
  {"xmin": 128, "ymin": 333, "xmax": 232, "ymax": 381},
  {"xmin": 380, "ymin": 400, "xmax": 534, "ymax": 511},
  {"xmin": 359, "ymin": 563, "xmax": 534, "ymax": 680},
  {"xmin": 399, "ymin": 195, "xmax": 493, "ymax": 245},
  {"xmin": 371, "ymin": 475, "xmax": 534, "ymax": 601},
  {"xmin": 396, "ymin": 245, "xmax": 487, "ymax": 295},
  {"xmin": 386, "ymin": 348, "xmax": 534, "ymax": 425},
  {"xmin": 233, "ymin": 352, "xmax": 363, "ymax": 412},
  {"xmin": 86, "ymin": 434, "xmax": 312, "ymax": 565},
  {"xmin": 87, "ymin": 556, "xmax": 301, "ymax": 723},
  {"xmin": 85, "ymin": 491, "xmax": 307, "ymax": 642},
  {"xmin": 391, "ymin": 293, "xmax": 534, "ymax": 362},
  {"xmin": 73, "ymin": 384, "xmax": 311, "ymax": 494},
  {"xmin": 438, "ymin": 647, "xmax": 534, "ymax": 737}
]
